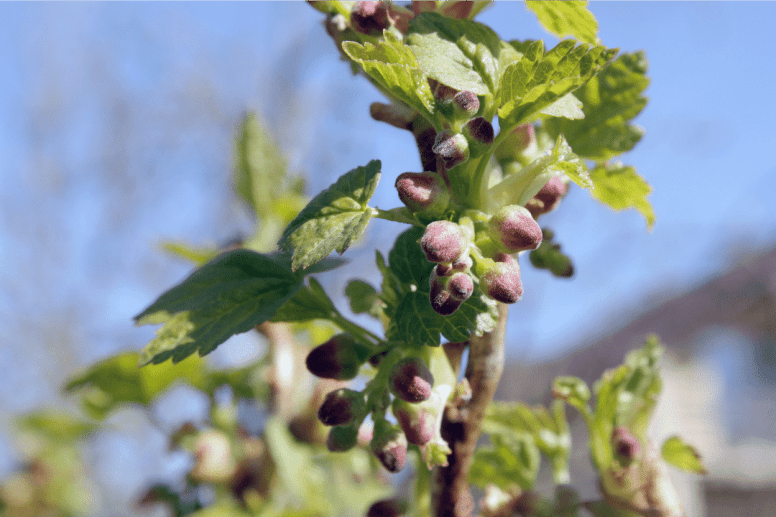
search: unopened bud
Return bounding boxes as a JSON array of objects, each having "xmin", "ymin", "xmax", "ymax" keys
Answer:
[
  {"xmin": 393, "ymin": 398, "xmax": 435, "ymax": 446},
  {"xmin": 430, "ymin": 79, "xmax": 459, "ymax": 115},
  {"xmin": 367, "ymin": 498, "xmax": 409, "ymax": 517},
  {"xmin": 448, "ymin": 272, "xmax": 474, "ymax": 302},
  {"xmin": 395, "ymin": 172, "xmax": 450, "ymax": 217},
  {"xmin": 327, "ymin": 424, "xmax": 359, "ymax": 452},
  {"xmin": 432, "ymin": 130, "xmax": 469, "ymax": 170},
  {"xmin": 479, "ymin": 258, "xmax": 523, "ymax": 304},
  {"xmin": 612, "ymin": 427, "xmax": 641, "ymax": 462},
  {"xmin": 526, "ymin": 176, "xmax": 567, "ymax": 218},
  {"xmin": 488, "ymin": 204, "xmax": 543, "ymax": 253},
  {"xmin": 306, "ymin": 334, "xmax": 371, "ymax": 380},
  {"xmin": 351, "ymin": 1, "xmax": 390, "ymax": 35},
  {"xmin": 390, "ymin": 357, "xmax": 434, "ymax": 403},
  {"xmin": 318, "ymin": 388, "xmax": 365, "ymax": 426},
  {"xmin": 371, "ymin": 421, "xmax": 408, "ymax": 473},
  {"xmin": 453, "ymin": 91, "xmax": 479, "ymax": 117},
  {"xmin": 462, "ymin": 117, "xmax": 494, "ymax": 157},
  {"xmin": 429, "ymin": 267, "xmax": 464, "ymax": 316},
  {"xmin": 494, "ymin": 123, "xmax": 536, "ymax": 164},
  {"xmin": 421, "ymin": 220, "xmax": 468, "ymax": 264}
]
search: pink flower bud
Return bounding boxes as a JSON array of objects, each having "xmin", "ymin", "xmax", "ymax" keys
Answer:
[
  {"xmin": 529, "ymin": 176, "xmax": 568, "ymax": 217},
  {"xmin": 350, "ymin": 1, "xmax": 390, "ymax": 35},
  {"xmin": 305, "ymin": 334, "xmax": 371, "ymax": 380},
  {"xmin": 390, "ymin": 357, "xmax": 434, "ymax": 403},
  {"xmin": 371, "ymin": 421, "xmax": 408, "ymax": 473},
  {"xmin": 480, "ymin": 259, "xmax": 523, "ymax": 304},
  {"xmin": 453, "ymin": 91, "xmax": 479, "ymax": 116},
  {"xmin": 421, "ymin": 220, "xmax": 467, "ymax": 264},
  {"xmin": 393, "ymin": 399, "xmax": 435, "ymax": 446},
  {"xmin": 432, "ymin": 130, "xmax": 469, "ymax": 169},
  {"xmin": 494, "ymin": 123, "xmax": 535, "ymax": 163},
  {"xmin": 429, "ymin": 268, "xmax": 464, "ymax": 316},
  {"xmin": 488, "ymin": 205, "xmax": 543, "ymax": 253},
  {"xmin": 612, "ymin": 426, "xmax": 641, "ymax": 461},
  {"xmin": 463, "ymin": 116, "xmax": 494, "ymax": 145},
  {"xmin": 326, "ymin": 425, "xmax": 359, "ymax": 452},
  {"xmin": 317, "ymin": 388, "xmax": 365, "ymax": 426},
  {"xmin": 395, "ymin": 172, "xmax": 450, "ymax": 216}
]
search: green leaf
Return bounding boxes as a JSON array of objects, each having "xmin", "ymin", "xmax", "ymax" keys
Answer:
[
  {"xmin": 498, "ymin": 40, "xmax": 616, "ymax": 130},
  {"xmin": 552, "ymin": 376, "xmax": 591, "ymax": 414},
  {"xmin": 540, "ymin": 92, "xmax": 584, "ymax": 120},
  {"xmin": 16, "ymin": 411, "xmax": 99, "ymax": 443},
  {"xmin": 661, "ymin": 436, "xmax": 707, "ymax": 474},
  {"xmin": 344, "ymin": 279, "xmax": 380, "ymax": 315},
  {"xmin": 161, "ymin": 241, "xmax": 219, "ymax": 266},
  {"xmin": 589, "ymin": 162, "xmax": 655, "ymax": 230},
  {"xmin": 545, "ymin": 52, "xmax": 649, "ymax": 161},
  {"xmin": 388, "ymin": 290, "xmax": 497, "ymax": 347},
  {"xmin": 484, "ymin": 401, "xmax": 571, "ymax": 459},
  {"xmin": 271, "ymin": 277, "xmax": 337, "ymax": 323},
  {"xmin": 388, "ymin": 226, "xmax": 434, "ymax": 288},
  {"xmin": 279, "ymin": 160, "xmax": 381, "ymax": 271},
  {"xmin": 375, "ymin": 250, "xmax": 403, "ymax": 319},
  {"xmin": 136, "ymin": 250, "xmax": 301, "ymax": 365},
  {"xmin": 407, "ymin": 12, "xmax": 519, "ymax": 96},
  {"xmin": 488, "ymin": 135, "xmax": 589, "ymax": 211},
  {"xmin": 342, "ymin": 33, "xmax": 436, "ymax": 122},
  {"xmin": 470, "ymin": 433, "xmax": 540, "ymax": 490},
  {"xmin": 526, "ymin": 0, "xmax": 599, "ymax": 45}
]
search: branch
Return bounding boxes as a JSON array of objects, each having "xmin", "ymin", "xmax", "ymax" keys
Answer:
[{"xmin": 433, "ymin": 303, "xmax": 509, "ymax": 517}]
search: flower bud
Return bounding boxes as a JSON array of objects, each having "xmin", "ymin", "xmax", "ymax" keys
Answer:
[
  {"xmin": 432, "ymin": 130, "xmax": 469, "ymax": 170},
  {"xmin": 430, "ymin": 79, "xmax": 458, "ymax": 116},
  {"xmin": 393, "ymin": 398, "xmax": 435, "ymax": 446},
  {"xmin": 612, "ymin": 426, "xmax": 641, "ymax": 462},
  {"xmin": 453, "ymin": 91, "xmax": 479, "ymax": 117},
  {"xmin": 371, "ymin": 421, "xmax": 408, "ymax": 473},
  {"xmin": 448, "ymin": 272, "xmax": 474, "ymax": 302},
  {"xmin": 479, "ymin": 258, "xmax": 523, "ymax": 304},
  {"xmin": 488, "ymin": 204, "xmax": 543, "ymax": 253},
  {"xmin": 306, "ymin": 334, "xmax": 371, "ymax": 380},
  {"xmin": 326, "ymin": 424, "xmax": 359, "ymax": 452},
  {"xmin": 429, "ymin": 267, "xmax": 464, "ymax": 316},
  {"xmin": 390, "ymin": 357, "xmax": 434, "ymax": 403},
  {"xmin": 526, "ymin": 176, "xmax": 567, "ymax": 218},
  {"xmin": 317, "ymin": 388, "xmax": 365, "ymax": 427},
  {"xmin": 494, "ymin": 123, "xmax": 536, "ymax": 164},
  {"xmin": 367, "ymin": 498, "xmax": 408, "ymax": 517},
  {"xmin": 350, "ymin": 1, "xmax": 390, "ymax": 35},
  {"xmin": 420, "ymin": 220, "xmax": 468, "ymax": 264},
  {"xmin": 462, "ymin": 117, "xmax": 494, "ymax": 157},
  {"xmin": 395, "ymin": 172, "xmax": 450, "ymax": 217}
]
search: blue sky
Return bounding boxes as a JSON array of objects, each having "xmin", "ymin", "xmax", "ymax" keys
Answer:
[{"xmin": 1, "ymin": 1, "xmax": 776, "ymax": 492}]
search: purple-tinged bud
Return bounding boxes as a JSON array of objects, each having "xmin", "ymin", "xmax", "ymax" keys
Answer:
[
  {"xmin": 447, "ymin": 272, "xmax": 474, "ymax": 302},
  {"xmin": 452, "ymin": 253, "xmax": 473, "ymax": 272},
  {"xmin": 480, "ymin": 259, "xmax": 523, "ymax": 304},
  {"xmin": 494, "ymin": 123, "xmax": 536, "ymax": 164},
  {"xmin": 367, "ymin": 498, "xmax": 409, "ymax": 517},
  {"xmin": 395, "ymin": 172, "xmax": 450, "ymax": 216},
  {"xmin": 421, "ymin": 220, "xmax": 468, "ymax": 264},
  {"xmin": 435, "ymin": 262, "xmax": 453, "ymax": 277},
  {"xmin": 370, "ymin": 102, "xmax": 414, "ymax": 130},
  {"xmin": 429, "ymin": 268, "xmax": 464, "ymax": 316},
  {"xmin": 463, "ymin": 117, "xmax": 494, "ymax": 146},
  {"xmin": 326, "ymin": 425, "xmax": 359, "ymax": 452},
  {"xmin": 430, "ymin": 79, "xmax": 459, "ymax": 113},
  {"xmin": 453, "ymin": 91, "xmax": 479, "ymax": 116},
  {"xmin": 371, "ymin": 421, "xmax": 408, "ymax": 473},
  {"xmin": 528, "ymin": 176, "xmax": 568, "ymax": 218},
  {"xmin": 432, "ymin": 130, "xmax": 469, "ymax": 170},
  {"xmin": 351, "ymin": 1, "xmax": 390, "ymax": 35},
  {"xmin": 488, "ymin": 205, "xmax": 543, "ymax": 253},
  {"xmin": 612, "ymin": 427, "xmax": 641, "ymax": 462},
  {"xmin": 317, "ymin": 388, "xmax": 365, "ymax": 426},
  {"xmin": 390, "ymin": 357, "xmax": 434, "ymax": 403},
  {"xmin": 393, "ymin": 398, "xmax": 435, "ymax": 446},
  {"xmin": 306, "ymin": 334, "xmax": 371, "ymax": 380}
]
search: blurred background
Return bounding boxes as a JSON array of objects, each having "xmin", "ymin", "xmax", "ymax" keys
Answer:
[{"xmin": 1, "ymin": 2, "xmax": 775, "ymax": 516}]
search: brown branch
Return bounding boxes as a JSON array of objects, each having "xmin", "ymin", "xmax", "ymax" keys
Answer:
[{"xmin": 433, "ymin": 303, "xmax": 509, "ymax": 517}]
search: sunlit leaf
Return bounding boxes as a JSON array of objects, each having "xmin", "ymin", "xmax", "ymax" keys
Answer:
[
  {"xmin": 526, "ymin": 0, "xmax": 599, "ymax": 44},
  {"xmin": 661, "ymin": 436, "xmax": 707, "ymax": 474}
]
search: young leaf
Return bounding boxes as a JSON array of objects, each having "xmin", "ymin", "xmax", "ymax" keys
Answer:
[
  {"xmin": 342, "ymin": 33, "xmax": 436, "ymax": 123},
  {"xmin": 544, "ymin": 52, "xmax": 649, "ymax": 161},
  {"xmin": 271, "ymin": 277, "xmax": 337, "ymax": 322},
  {"xmin": 135, "ymin": 250, "xmax": 302, "ymax": 365},
  {"xmin": 388, "ymin": 226, "xmax": 434, "ymax": 288},
  {"xmin": 661, "ymin": 436, "xmax": 707, "ymax": 474},
  {"xmin": 539, "ymin": 92, "xmax": 584, "ymax": 120},
  {"xmin": 345, "ymin": 279, "xmax": 380, "ymax": 314},
  {"xmin": 498, "ymin": 40, "xmax": 616, "ymax": 131},
  {"xmin": 407, "ymin": 12, "xmax": 518, "ymax": 96},
  {"xmin": 161, "ymin": 241, "xmax": 220, "ymax": 266},
  {"xmin": 525, "ymin": 0, "xmax": 599, "ymax": 45},
  {"xmin": 279, "ymin": 160, "xmax": 381, "ymax": 271},
  {"xmin": 589, "ymin": 162, "xmax": 655, "ymax": 230},
  {"xmin": 470, "ymin": 433, "xmax": 540, "ymax": 491}
]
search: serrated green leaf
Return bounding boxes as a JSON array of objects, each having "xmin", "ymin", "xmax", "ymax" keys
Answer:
[
  {"xmin": 540, "ymin": 92, "xmax": 584, "ymax": 120},
  {"xmin": 279, "ymin": 160, "xmax": 381, "ymax": 271},
  {"xmin": 388, "ymin": 226, "xmax": 434, "ymax": 288},
  {"xmin": 407, "ymin": 12, "xmax": 516, "ymax": 96},
  {"xmin": 589, "ymin": 162, "xmax": 655, "ymax": 230},
  {"xmin": 136, "ymin": 250, "xmax": 301, "ymax": 365},
  {"xmin": 661, "ymin": 436, "xmax": 707, "ymax": 474},
  {"xmin": 344, "ymin": 279, "xmax": 379, "ymax": 314},
  {"xmin": 388, "ymin": 290, "xmax": 497, "ymax": 347},
  {"xmin": 545, "ymin": 52, "xmax": 649, "ymax": 161},
  {"xmin": 271, "ymin": 277, "xmax": 337, "ymax": 323},
  {"xmin": 161, "ymin": 241, "xmax": 219, "ymax": 266},
  {"xmin": 498, "ymin": 40, "xmax": 616, "ymax": 130},
  {"xmin": 470, "ymin": 433, "xmax": 540, "ymax": 490},
  {"xmin": 526, "ymin": 0, "xmax": 599, "ymax": 44},
  {"xmin": 342, "ymin": 33, "xmax": 436, "ymax": 122}
]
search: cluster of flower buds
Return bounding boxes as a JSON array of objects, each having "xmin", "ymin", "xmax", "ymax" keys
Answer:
[
  {"xmin": 529, "ymin": 229, "xmax": 574, "ymax": 278},
  {"xmin": 429, "ymin": 265, "xmax": 474, "ymax": 315},
  {"xmin": 525, "ymin": 176, "xmax": 568, "ymax": 219},
  {"xmin": 305, "ymin": 333, "xmax": 372, "ymax": 380}
]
